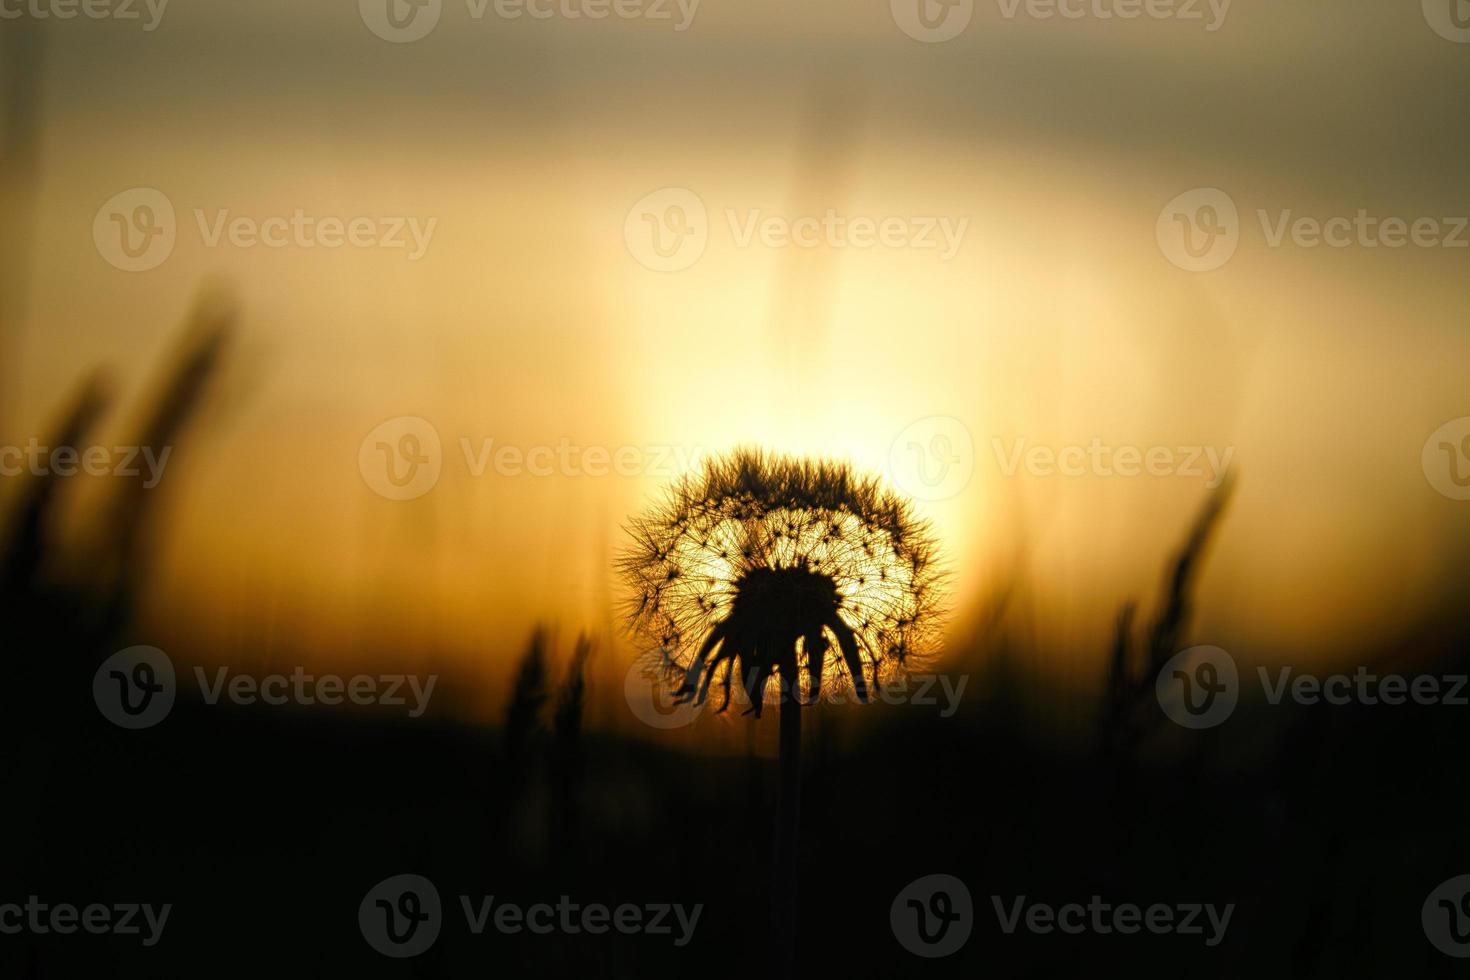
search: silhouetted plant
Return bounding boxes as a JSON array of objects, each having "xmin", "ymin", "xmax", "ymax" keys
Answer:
[
  {"xmin": 621, "ymin": 448, "xmax": 943, "ymax": 714},
  {"xmin": 0, "ymin": 292, "xmax": 232, "ymax": 736},
  {"xmin": 1100, "ymin": 475, "xmax": 1235, "ymax": 770},
  {"xmin": 504, "ymin": 627, "xmax": 550, "ymax": 766},
  {"xmin": 620, "ymin": 448, "xmax": 943, "ymax": 975},
  {"xmin": 551, "ymin": 634, "xmax": 594, "ymax": 867},
  {"xmin": 554, "ymin": 633, "xmax": 593, "ymax": 744},
  {"xmin": 92, "ymin": 294, "xmax": 233, "ymax": 634}
]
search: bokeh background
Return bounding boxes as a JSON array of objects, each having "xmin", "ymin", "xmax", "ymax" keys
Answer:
[
  {"xmin": 3, "ymin": 0, "xmax": 1469, "ymax": 719},
  {"xmin": 8, "ymin": 4, "xmax": 1470, "ymax": 978}
]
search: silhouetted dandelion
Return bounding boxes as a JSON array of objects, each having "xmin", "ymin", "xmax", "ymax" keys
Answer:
[
  {"xmin": 620, "ymin": 448, "xmax": 944, "ymax": 976},
  {"xmin": 620, "ymin": 448, "xmax": 943, "ymax": 716}
]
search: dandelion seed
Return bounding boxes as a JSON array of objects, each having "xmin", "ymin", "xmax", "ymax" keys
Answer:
[{"xmin": 619, "ymin": 448, "xmax": 944, "ymax": 717}]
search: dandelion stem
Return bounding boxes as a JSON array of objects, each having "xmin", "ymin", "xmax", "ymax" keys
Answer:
[{"xmin": 772, "ymin": 673, "xmax": 801, "ymax": 977}]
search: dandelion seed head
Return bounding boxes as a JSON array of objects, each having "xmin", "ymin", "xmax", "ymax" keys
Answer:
[{"xmin": 619, "ymin": 449, "xmax": 945, "ymax": 714}]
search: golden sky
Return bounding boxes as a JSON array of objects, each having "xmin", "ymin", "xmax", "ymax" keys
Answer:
[{"xmin": 3, "ymin": 0, "xmax": 1469, "ymax": 700}]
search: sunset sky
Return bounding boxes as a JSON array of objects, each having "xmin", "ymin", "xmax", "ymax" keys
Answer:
[{"xmin": 4, "ymin": 0, "xmax": 1469, "ymax": 707}]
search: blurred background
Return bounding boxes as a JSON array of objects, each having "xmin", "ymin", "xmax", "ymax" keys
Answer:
[
  {"xmin": 3, "ymin": 0, "xmax": 1469, "ymax": 716},
  {"xmin": 3, "ymin": 3, "xmax": 1470, "ymax": 974}
]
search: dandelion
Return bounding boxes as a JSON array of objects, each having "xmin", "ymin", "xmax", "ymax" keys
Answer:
[
  {"xmin": 620, "ymin": 448, "xmax": 945, "ymax": 974},
  {"xmin": 620, "ymin": 448, "xmax": 944, "ymax": 716}
]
